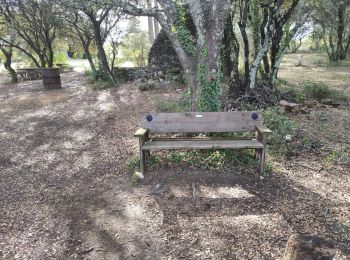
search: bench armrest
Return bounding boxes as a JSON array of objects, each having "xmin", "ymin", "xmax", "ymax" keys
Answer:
[
  {"xmin": 134, "ymin": 128, "xmax": 148, "ymax": 137},
  {"xmin": 255, "ymin": 125, "xmax": 272, "ymax": 135}
]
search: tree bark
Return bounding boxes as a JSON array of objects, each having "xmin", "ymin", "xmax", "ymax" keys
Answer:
[
  {"xmin": 91, "ymin": 19, "xmax": 115, "ymax": 81},
  {"xmin": 238, "ymin": 0, "xmax": 250, "ymax": 88},
  {"xmin": 222, "ymin": 15, "xmax": 240, "ymax": 98},
  {"xmin": 146, "ymin": 0, "xmax": 155, "ymax": 43},
  {"xmin": 1, "ymin": 46, "xmax": 18, "ymax": 83},
  {"xmin": 282, "ymin": 234, "xmax": 336, "ymax": 260}
]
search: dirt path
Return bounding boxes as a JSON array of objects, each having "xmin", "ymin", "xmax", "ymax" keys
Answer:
[{"xmin": 0, "ymin": 73, "xmax": 349, "ymax": 259}]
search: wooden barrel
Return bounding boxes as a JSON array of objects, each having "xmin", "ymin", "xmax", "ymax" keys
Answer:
[{"xmin": 41, "ymin": 68, "xmax": 62, "ymax": 89}]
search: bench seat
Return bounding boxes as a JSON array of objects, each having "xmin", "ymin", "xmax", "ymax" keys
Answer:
[{"xmin": 142, "ymin": 139, "xmax": 264, "ymax": 150}]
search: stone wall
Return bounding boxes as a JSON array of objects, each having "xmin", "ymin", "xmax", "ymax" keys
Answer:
[{"xmin": 148, "ymin": 30, "xmax": 182, "ymax": 75}]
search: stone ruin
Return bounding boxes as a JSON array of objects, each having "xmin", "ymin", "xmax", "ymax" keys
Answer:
[{"xmin": 148, "ymin": 30, "xmax": 182, "ymax": 75}]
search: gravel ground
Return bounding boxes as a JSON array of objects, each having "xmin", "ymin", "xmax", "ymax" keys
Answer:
[{"xmin": 0, "ymin": 72, "xmax": 349, "ymax": 259}]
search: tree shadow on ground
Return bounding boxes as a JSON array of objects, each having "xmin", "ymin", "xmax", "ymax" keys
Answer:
[{"xmin": 143, "ymin": 167, "xmax": 350, "ymax": 258}]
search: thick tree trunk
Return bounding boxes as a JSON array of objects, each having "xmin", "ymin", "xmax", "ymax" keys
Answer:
[
  {"xmin": 48, "ymin": 43, "xmax": 54, "ymax": 68},
  {"xmin": 282, "ymin": 234, "xmax": 335, "ymax": 260},
  {"xmin": 222, "ymin": 15, "xmax": 240, "ymax": 98},
  {"xmin": 1, "ymin": 47, "xmax": 18, "ymax": 83},
  {"xmin": 92, "ymin": 21, "xmax": 115, "ymax": 81}
]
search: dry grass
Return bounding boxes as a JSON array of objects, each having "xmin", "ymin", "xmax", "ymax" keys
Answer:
[{"xmin": 279, "ymin": 53, "xmax": 350, "ymax": 95}]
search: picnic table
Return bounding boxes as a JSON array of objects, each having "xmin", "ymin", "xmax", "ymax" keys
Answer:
[{"xmin": 56, "ymin": 63, "xmax": 73, "ymax": 73}]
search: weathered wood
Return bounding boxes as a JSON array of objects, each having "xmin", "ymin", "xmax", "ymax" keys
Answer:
[
  {"xmin": 282, "ymin": 234, "xmax": 336, "ymax": 260},
  {"xmin": 151, "ymin": 136, "xmax": 255, "ymax": 141},
  {"xmin": 135, "ymin": 111, "xmax": 271, "ymax": 176},
  {"xmin": 134, "ymin": 128, "xmax": 148, "ymax": 137},
  {"xmin": 142, "ymin": 140, "xmax": 264, "ymax": 151},
  {"xmin": 280, "ymin": 100, "xmax": 300, "ymax": 114},
  {"xmin": 141, "ymin": 111, "xmax": 263, "ymax": 133},
  {"xmin": 41, "ymin": 68, "xmax": 61, "ymax": 89},
  {"xmin": 255, "ymin": 125, "xmax": 272, "ymax": 134}
]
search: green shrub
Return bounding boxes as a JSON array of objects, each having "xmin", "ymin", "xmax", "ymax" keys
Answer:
[
  {"xmin": 148, "ymin": 149, "xmax": 259, "ymax": 173},
  {"xmin": 154, "ymin": 94, "xmax": 191, "ymax": 112},
  {"xmin": 126, "ymin": 157, "xmax": 140, "ymax": 171},
  {"xmin": 54, "ymin": 52, "xmax": 68, "ymax": 65},
  {"xmin": 326, "ymin": 147, "xmax": 350, "ymax": 166},
  {"xmin": 264, "ymin": 107, "xmax": 298, "ymax": 156},
  {"xmin": 301, "ymin": 81, "xmax": 348, "ymax": 102}
]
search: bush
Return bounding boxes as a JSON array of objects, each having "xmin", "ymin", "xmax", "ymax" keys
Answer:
[
  {"xmin": 301, "ymin": 81, "xmax": 349, "ymax": 102},
  {"xmin": 148, "ymin": 149, "xmax": 260, "ymax": 174},
  {"xmin": 264, "ymin": 107, "xmax": 298, "ymax": 156},
  {"xmin": 154, "ymin": 93, "xmax": 191, "ymax": 112}
]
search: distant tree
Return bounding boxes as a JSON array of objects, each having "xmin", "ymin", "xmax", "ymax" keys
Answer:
[
  {"xmin": 0, "ymin": 0, "xmax": 61, "ymax": 68},
  {"xmin": 0, "ymin": 23, "xmax": 18, "ymax": 82},
  {"xmin": 312, "ymin": 0, "xmax": 350, "ymax": 63},
  {"xmin": 121, "ymin": 28, "xmax": 150, "ymax": 67},
  {"xmin": 59, "ymin": 0, "xmax": 124, "ymax": 82}
]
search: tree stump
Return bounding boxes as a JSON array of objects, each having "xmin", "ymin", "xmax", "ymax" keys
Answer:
[
  {"xmin": 280, "ymin": 100, "xmax": 300, "ymax": 114},
  {"xmin": 282, "ymin": 233, "xmax": 336, "ymax": 260}
]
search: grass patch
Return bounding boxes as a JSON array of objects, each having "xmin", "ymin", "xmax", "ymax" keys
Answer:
[
  {"xmin": 125, "ymin": 149, "xmax": 272, "ymax": 175},
  {"xmin": 277, "ymin": 79, "xmax": 349, "ymax": 104},
  {"xmin": 301, "ymin": 81, "xmax": 349, "ymax": 103},
  {"xmin": 264, "ymin": 107, "xmax": 299, "ymax": 157},
  {"xmin": 325, "ymin": 147, "xmax": 350, "ymax": 166},
  {"xmin": 155, "ymin": 94, "xmax": 191, "ymax": 112},
  {"xmin": 149, "ymin": 149, "xmax": 261, "ymax": 174}
]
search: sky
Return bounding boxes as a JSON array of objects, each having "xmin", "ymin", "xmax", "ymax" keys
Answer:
[{"xmin": 139, "ymin": 17, "xmax": 149, "ymax": 31}]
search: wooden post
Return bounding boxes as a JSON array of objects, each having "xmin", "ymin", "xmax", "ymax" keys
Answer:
[{"xmin": 282, "ymin": 233, "xmax": 336, "ymax": 260}]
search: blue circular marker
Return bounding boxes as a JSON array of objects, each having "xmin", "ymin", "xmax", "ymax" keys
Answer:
[
  {"xmin": 146, "ymin": 114, "xmax": 153, "ymax": 122},
  {"xmin": 251, "ymin": 112, "xmax": 259, "ymax": 120}
]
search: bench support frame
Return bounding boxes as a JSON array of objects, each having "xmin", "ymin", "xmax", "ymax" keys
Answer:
[{"xmin": 134, "ymin": 125, "xmax": 271, "ymax": 175}]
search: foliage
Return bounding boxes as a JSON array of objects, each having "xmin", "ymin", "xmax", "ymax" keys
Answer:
[
  {"xmin": 198, "ymin": 49, "xmax": 222, "ymax": 112},
  {"xmin": 326, "ymin": 147, "xmax": 350, "ymax": 166},
  {"xmin": 142, "ymin": 149, "xmax": 259, "ymax": 174},
  {"xmin": 264, "ymin": 107, "xmax": 299, "ymax": 156},
  {"xmin": 155, "ymin": 93, "xmax": 191, "ymax": 113},
  {"xmin": 54, "ymin": 52, "xmax": 68, "ymax": 65},
  {"xmin": 120, "ymin": 31, "xmax": 150, "ymax": 67},
  {"xmin": 301, "ymin": 81, "xmax": 349, "ymax": 102},
  {"xmin": 173, "ymin": 3, "xmax": 196, "ymax": 57},
  {"xmin": 126, "ymin": 157, "xmax": 140, "ymax": 171}
]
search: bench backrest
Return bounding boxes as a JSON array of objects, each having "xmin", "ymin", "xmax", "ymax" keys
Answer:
[{"xmin": 141, "ymin": 111, "xmax": 263, "ymax": 133}]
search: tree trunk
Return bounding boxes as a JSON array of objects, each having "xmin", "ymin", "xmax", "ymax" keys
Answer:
[
  {"xmin": 82, "ymin": 41, "xmax": 97, "ymax": 75},
  {"xmin": 92, "ymin": 20, "xmax": 115, "ymax": 81},
  {"xmin": 261, "ymin": 8, "xmax": 270, "ymax": 77},
  {"xmin": 48, "ymin": 42, "xmax": 54, "ymax": 68},
  {"xmin": 1, "ymin": 47, "xmax": 18, "ymax": 83},
  {"xmin": 336, "ymin": 5, "xmax": 345, "ymax": 61},
  {"xmin": 222, "ymin": 15, "xmax": 240, "ymax": 98},
  {"xmin": 153, "ymin": 1, "xmax": 160, "ymax": 37},
  {"xmin": 282, "ymin": 234, "xmax": 336, "ymax": 260},
  {"xmin": 146, "ymin": 0, "xmax": 155, "ymax": 43}
]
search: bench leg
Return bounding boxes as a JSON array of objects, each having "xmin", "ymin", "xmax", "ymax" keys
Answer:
[
  {"xmin": 254, "ymin": 149, "xmax": 261, "ymax": 160},
  {"xmin": 259, "ymin": 149, "xmax": 265, "ymax": 175},
  {"xmin": 140, "ymin": 150, "xmax": 147, "ymax": 175}
]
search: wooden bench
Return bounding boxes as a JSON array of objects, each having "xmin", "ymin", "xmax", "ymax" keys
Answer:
[{"xmin": 134, "ymin": 111, "xmax": 272, "ymax": 175}]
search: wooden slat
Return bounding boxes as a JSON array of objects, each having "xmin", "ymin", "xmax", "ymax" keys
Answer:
[
  {"xmin": 134, "ymin": 128, "xmax": 148, "ymax": 137},
  {"xmin": 142, "ymin": 140, "xmax": 264, "ymax": 150},
  {"xmin": 141, "ymin": 112, "xmax": 263, "ymax": 133},
  {"xmin": 255, "ymin": 125, "xmax": 272, "ymax": 134}
]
